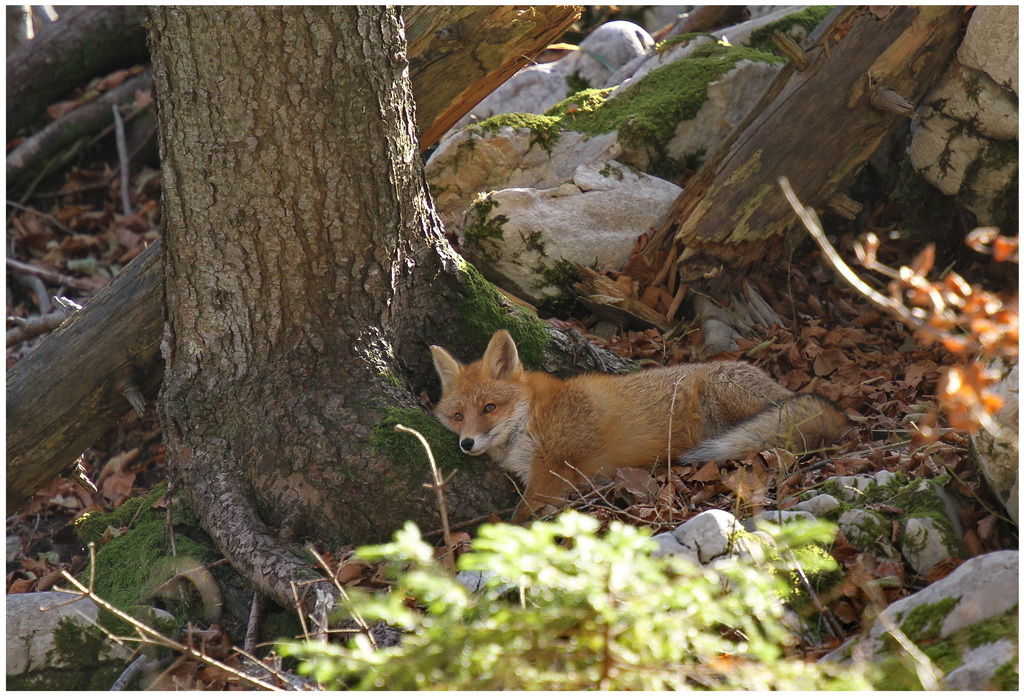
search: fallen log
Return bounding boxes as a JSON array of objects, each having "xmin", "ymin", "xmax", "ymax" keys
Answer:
[
  {"xmin": 6, "ymin": 5, "xmax": 582, "ymax": 512},
  {"xmin": 642, "ymin": 6, "xmax": 964, "ymax": 304},
  {"xmin": 7, "ymin": 6, "xmax": 149, "ymax": 138},
  {"xmin": 7, "ymin": 69, "xmax": 153, "ymax": 192},
  {"xmin": 6, "ymin": 242, "xmax": 164, "ymax": 512}
]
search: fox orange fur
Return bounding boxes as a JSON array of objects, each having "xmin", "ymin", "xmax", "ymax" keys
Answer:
[{"xmin": 431, "ymin": 330, "xmax": 848, "ymax": 522}]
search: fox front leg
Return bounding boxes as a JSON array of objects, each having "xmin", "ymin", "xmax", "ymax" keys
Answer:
[{"xmin": 510, "ymin": 462, "xmax": 577, "ymax": 523}]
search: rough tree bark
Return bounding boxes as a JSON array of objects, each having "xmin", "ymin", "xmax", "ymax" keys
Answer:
[
  {"xmin": 7, "ymin": 5, "xmax": 149, "ymax": 137},
  {"xmin": 6, "ymin": 5, "xmax": 593, "ymax": 513},
  {"xmin": 147, "ymin": 6, "xmax": 625, "ymax": 610},
  {"xmin": 643, "ymin": 6, "xmax": 963, "ymax": 304}
]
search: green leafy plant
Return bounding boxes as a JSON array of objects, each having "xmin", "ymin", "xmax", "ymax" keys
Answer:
[{"xmin": 280, "ymin": 512, "xmax": 872, "ymax": 690}]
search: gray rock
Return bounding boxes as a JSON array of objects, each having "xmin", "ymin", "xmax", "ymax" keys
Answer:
[
  {"xmin": 828, "ymin": 475, "xmax": 879, "ymax": 501},
  {"xmin": 672, "ymin": 509, "xmax": 742, "ymax": 564},
  {"xmin": 942, "ymin": 639, "xmax": 1018, "ymax": 690},
  {"xmin": 970, "ymin": 361, "xmax": 1019, "ymax": 525},
  {"xmin": 746, "ymin": 509, "xmax": 816, "ymax": 530},
  {"xmin": 791, "ymin": 493, "xmax": 841, "ymax": 518},
  {"xmin": 837, "ymin": 509, "xmax": 896, "ymax": 559},
  {"xmin": 957, "ymin": 5, "xmax": 1018, "ymax": 94},
  {"xmin": 456, "ymin": 570, "xmax": 514, "ymax": 596},
  {"xmin": 651, "ymin": 531, "xmax": 699, "ymax": 562},
  {"xmin": 7, "ymin": 591, "xmax": 133, "ymax": 676},
  {"xmin": 825, "ymin": 551, "xmax": 1019, "ymax": 691},
  {"xmin": 907, "ymin": 6, "xmax": 1018, "ymax": 227},
  {"xmin": 901, "ymin": 516, "xmax": 957, "ymax": 575},
  {"xmin": 427, "ymin": 127, "xmax": 623, "ymax": 234},
  {"xmin": 459, "ymin": 160, "xmax": 681, "ymax": 304}
]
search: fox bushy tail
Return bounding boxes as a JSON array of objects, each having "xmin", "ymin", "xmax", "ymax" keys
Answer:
[{"xmin": 680, "ymin": 394, "xmax": 848, "ymax": 463}]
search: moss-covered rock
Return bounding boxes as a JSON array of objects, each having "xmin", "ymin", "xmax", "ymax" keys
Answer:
[
  {"xmin": 6, "ymin": 593, "xmax": 139, "ymax": 690},
  {"xmin": 824, "ymin": 550, "xmax": 1018, "ymax": 690}
]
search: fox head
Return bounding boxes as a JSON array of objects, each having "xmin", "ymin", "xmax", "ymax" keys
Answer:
[{"xmin": 430, "ymin": 330, "xmax": 529, "ymax": 457}]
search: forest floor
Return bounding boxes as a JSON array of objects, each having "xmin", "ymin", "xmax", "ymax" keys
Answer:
[{"xmin": 6, "ymin": 73, "xmax": 1018, "ymax": 689}]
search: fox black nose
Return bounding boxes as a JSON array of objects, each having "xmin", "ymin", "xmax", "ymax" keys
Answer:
[{"xmin": 460, "ymin": 438, "xmax": 474, "ymax": 452}]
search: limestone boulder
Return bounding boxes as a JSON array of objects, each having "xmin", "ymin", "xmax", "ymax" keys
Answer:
[
  {"xmin": 7, "ymin": 591, "xmax": 146, "ymax": 689},
  {"xmin": 458, "ymin": 160, "xmax": 681, "ymax": 305},
  {"xmin": 970, "ymin": 361, "xmax": 1019, "ymax": 525},
  {"xmin": 825, "ymin": 551, "xmax": 1019, "ymax": 690},
  {"xmin": 908, "ymin": 5, "xmax": 1018, "ymax": 226}
]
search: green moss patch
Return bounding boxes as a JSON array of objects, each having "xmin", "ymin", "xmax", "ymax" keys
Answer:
[
  {"xmin": 898, "ymin": 596, "xmax": 960, "ymax": 643},
  {"xmin": 462, "ymin": 195, "xmax": 510, "ymax": 263},
  {"xmin": 371, "ymin": 406, "xmax": 482, "ymax": 478},
  {"xmin": 993, "ymin": 659, "xmax": 1019, "ymax": 691},
  {"xmin": 455, "ymin": 259, "xmax": 549, "ymax": 369},
  {"xmin": 75, "ymin": 486, "xmax": 220, "ymax": 635},
  {"xmin": 472, "ymin": 43, "xmax": 783, "ymax": 168},
  {"xmin": 547, "ymin": 43, "xmax": 784, "ymax": 151}
]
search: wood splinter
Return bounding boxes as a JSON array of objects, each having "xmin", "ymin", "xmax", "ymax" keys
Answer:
[
  {"xmin": 870, "ymin": 86, "xmax": 916, "ymax": 118},
  {"xmin": 771, "ymin": 30, "xmax": 811, "ymax": 71},
  {"xmin": 827, "ymin": 193, "xmax": 864, "ymax": 220},
  {"xmin": 121, "ymin": 382, "xmax": 147, "ymax": 417}
]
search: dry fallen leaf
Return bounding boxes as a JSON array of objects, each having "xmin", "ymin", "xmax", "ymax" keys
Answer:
[{"xmin": 691, "ymin": 461, "xmax": 720, "ymax": 482}]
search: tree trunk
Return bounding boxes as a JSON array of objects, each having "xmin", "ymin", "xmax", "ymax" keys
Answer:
[
  {"xmin": 644, "ymin": 6, "xmax": 963, "ymax": 303},
  {"xmin": 5, "ymin": 5, "xmax": 599, "ymax": 514},
  {"xmin": 148, "ymin": 6, "xmax": 619, "ymax": 610},
  {"xmin": 6, "ymin": 6, "xmax": 149, "ymax": 137}
]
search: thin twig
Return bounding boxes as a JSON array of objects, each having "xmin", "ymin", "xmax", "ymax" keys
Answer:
[
  {"xmin": 779, "ymin": 177, "xmax": 958, "ymax": 349},
  {"xmin": 419, "ymin": 508, "xmax": 518, "ymax": 539},
  {"xmin": 290, "ymin": 581, "xmax": 311, "ymax": 641},
  {"xmin": 111, "ymin": 105, "xmax": 133, "ymax": 215},
  {"xmin": 6, "ymin": 310, "xmax": 66, "ymax": 346},
  {"xmin": 111, "ymin": 653, "xmax": 164, "ymax": 691},
  {"xmin": 394, "ymin": 424, "xmax": 456, "ymax": 573},
  {"xmin": 6, "ymin": 198, "xmax": 76, "ymax": 235},
  {"xmin": 663, "ymin": 375, "xmax": 686, "ymax": 519},
  {"xmin": 5, "ymin": 257, "xmax": 92, "ymax": 290}
]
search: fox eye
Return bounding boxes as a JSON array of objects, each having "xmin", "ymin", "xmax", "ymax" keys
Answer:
[
  {"xmin": 454, "ymin": 412, "xmax": 463, "ymax": 421},
  {"xmin": 483, "ymin": 403, "xmax": 496, "ymax": 413}
]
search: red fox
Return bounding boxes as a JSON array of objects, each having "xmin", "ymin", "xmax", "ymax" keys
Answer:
[{"xmin": 431, "ymin": 330, "xmax": 849, "ymax": 522}]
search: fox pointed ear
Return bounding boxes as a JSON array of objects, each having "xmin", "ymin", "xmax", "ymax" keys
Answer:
[
  {"xmin": 430, "ymin": 345, "xmax": 462, "ymax": 393},
  {"xmin": 483, "ymin": 330, "xmax": 522, "ymax": 380}
]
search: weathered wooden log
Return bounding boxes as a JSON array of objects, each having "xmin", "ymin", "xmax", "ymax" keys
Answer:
[
  {"xmin": 7, "ymin": 6, "xmax": 149, "ymax": 138},
  {"xmin": 7, "ymin": 69, "xmax": 153, "ymax": 191},
  {"xmin": 5, "ymin": 5, "xmax": 582, "ymax": 512},
  {"xmin": 644, "ymin": 6, "xmax": 964, "ymax": 299},
  {"xmin": 406, "ymin": 5, "xmax": 582, "ymax": 148},
  {"xmin": 6, "ymin": 242, "xmax": 164, "ymax": 512}
]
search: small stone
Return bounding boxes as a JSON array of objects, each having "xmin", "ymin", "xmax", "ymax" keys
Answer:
[
  {"xmin": 672, "ymin": 509, "xmax": 742, "ymax": 564},
  {"xmin": 749, "ymin": 509, "xmax": 817, "ymax": 528},
  {"xmin": 901, "ymin": 517, "xmax": 957, "ymax": 575},
  {"xmin": 837, "ymin": 509, "xmax": 896, "ymax": 559},
  {"xmin": 791, "ymin": 494, "xmax": 841, "ymax": 518},
  {"xmin": 871, "ymin": 470, "xmax": 897, "ymax": 488},
  {"xmin": 651, "ymin": 532, "xmax": 699, "ymax": 562}
]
